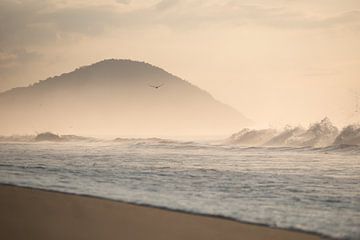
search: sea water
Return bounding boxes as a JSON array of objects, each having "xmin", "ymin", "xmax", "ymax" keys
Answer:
[{"xmin": 0, "ymin": 139, "xmax": 359, "ymax": 239}]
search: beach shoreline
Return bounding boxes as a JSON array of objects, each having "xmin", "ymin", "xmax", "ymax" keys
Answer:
[{"xmin": 0, "ymin": 184, "xmax": 330, "ymax": 240}]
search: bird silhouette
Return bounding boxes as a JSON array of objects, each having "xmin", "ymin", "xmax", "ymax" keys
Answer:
[{"xmin": 149, "ymin": 83, "xmax": 164, "ymax": 89}]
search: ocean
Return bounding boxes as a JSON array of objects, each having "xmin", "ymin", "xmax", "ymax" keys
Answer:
[{"xmin": 0, "ymin": 139, "xmax": 359, "ymax": 239}]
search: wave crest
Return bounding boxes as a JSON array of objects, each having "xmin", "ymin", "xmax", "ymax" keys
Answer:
[
  {"xmin": 334, "ymin": 124, "xmax": 360, "ymax": 146},
  {"xmin": 228, "ymin": 118, "xmax": 359, "ymax": 148}
]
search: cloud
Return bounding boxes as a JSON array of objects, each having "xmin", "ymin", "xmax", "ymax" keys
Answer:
[
  {"xmin": 0, "ymin": 48, "xmax": 42, "ymax": 91},
  {"xmin": 42, "ymin": 6, "xmax": 121, "ymax": 35},
  {"xmin": 0, "ymin": 0, "xmax": 139, "ymax": 48},
  {"xmin": 0, "ymin": 49, "xmax": 41, "ymax": 69},
  {"xmin": 0, "ymin": 0, "xmax": 359, "ymax": 54},
  {"xmin": 319, "ymin": 10, "xmax": 360, "ymax": 28},
  {"xmin": 0, "ymin": 1, "xmax": 57, "ymax": 48},
  {"xmin": 214, "ymin": 3, "xmax": 360, "ymax": 29},
  {"xmin": 115, "ymin": 0, "xmax": 131, "ymax": 4},
  {"xmin": 155, "ymin": 0, "xmax": 179, "ymax": 11}
]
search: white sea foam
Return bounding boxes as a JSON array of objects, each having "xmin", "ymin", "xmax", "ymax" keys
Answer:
[{"xmin": 0, "ymin": 140, "xmax": 359, "ymax": 239}]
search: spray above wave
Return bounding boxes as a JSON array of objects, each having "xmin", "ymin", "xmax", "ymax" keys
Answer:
[
  {"xmin": 227, "ymin": 118, "xmax": 360, "ymax": 148},
  {"xmin": 287, "ymin": 118, "xmax": 339, "ymax": 147},
  {"xmin": 265, "ymin": 126, "xmax": 305, "ymax": 146},
  {"xmin": 226, "ymin": 128, "xmax": 278, "ymax": 146}
]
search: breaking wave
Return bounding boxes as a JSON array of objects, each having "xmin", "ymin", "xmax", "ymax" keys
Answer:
[
  {"xmin": 226, "ymin": 128, "xmax": 277, "ymax": 146},
  {"xmin": 333, "ymin": 124, "xmax": 360, "ymax": 146},
  {"xmin": 227, "ymin": 118, "xmax": 360, "ymax": 148},
  {"xmin": 1, "ymin": 118, "xmax": 359, "ymax": 154}
]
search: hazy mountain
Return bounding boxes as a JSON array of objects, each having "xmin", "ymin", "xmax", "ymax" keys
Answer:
[{"xmin": 0, "ymin": 59, "xmax": 251, "ymax": 136}]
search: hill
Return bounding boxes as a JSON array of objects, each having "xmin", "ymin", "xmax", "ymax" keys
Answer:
[{"xmin": 0, "ymin": 59, "xmax": 251, "ymax": 135}]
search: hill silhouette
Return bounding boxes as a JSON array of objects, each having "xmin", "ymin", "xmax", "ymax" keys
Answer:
[{"xmin": 0, "ymin": 59, "xmax": 250, "ymax": 135}]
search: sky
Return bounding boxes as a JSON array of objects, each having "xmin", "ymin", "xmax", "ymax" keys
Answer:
[{"xmin": 0, "ymin": 0, "xmax": 359, "ymax": 127}]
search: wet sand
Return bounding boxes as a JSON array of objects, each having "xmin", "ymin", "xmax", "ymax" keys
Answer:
[{"xmin": 0, "ymin": 185, "xmax": 327, "ymax": 240}]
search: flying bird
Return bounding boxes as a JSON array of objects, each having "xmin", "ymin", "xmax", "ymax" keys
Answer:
[{"xmin": 149, "ymin": 83, "xmax": 164, "ymax": 89}]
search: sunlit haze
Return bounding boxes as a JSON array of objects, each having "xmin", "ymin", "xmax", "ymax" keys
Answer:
[
  {"xmin": 1, "ymin": 2, "xmax": 360, "ymax": 239},
  {"xmin": 1, "ymin": 0, "xmax": 360, "ymax": 130}
]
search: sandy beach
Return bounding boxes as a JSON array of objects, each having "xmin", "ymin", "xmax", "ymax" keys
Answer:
[{"xmin": 0, "ymin": 184, "xmax": 327, "ymax": 240}]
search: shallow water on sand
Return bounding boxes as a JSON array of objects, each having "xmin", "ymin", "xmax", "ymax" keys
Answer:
[{"xmin": 0, "ymin": 140, "xmax": 359, "ymax": 239}]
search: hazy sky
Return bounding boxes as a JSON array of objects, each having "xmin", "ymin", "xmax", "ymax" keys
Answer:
[{"xmin": 1, "ymin": 0, "xmax": 359, "ymax": 127}]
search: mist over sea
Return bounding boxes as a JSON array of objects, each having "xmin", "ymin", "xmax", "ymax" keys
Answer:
[
  {"xmin": 1, "ymin": 1, "xmax": 359, "ymax": 239},
  {"xmin": 0, "ymin": 132, "xmax": 359, "ymax": 239}
]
